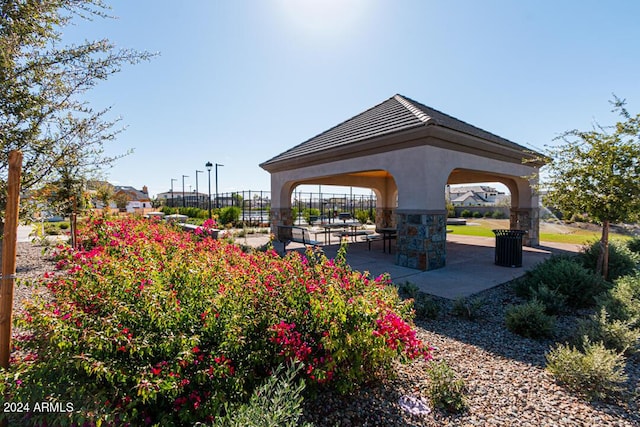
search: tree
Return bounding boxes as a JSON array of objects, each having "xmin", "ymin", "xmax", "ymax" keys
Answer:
[
  {"xmin": 113, "ymin": 191, "xmax": 130, "ymax": 212},
  {"xmin": 0, "ymin": 0, "xmax": 153, "ymax": 220},
  {"xmin": 94, "ymin": 181, "xmax": 114, "ymax": 211},
  {"xmin": 543, "ymin": 97, "xmax": 640, "ymax": 280}
]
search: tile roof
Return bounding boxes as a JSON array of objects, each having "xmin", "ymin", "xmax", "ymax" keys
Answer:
[{"xmin": 261, "ymin": 94, "xmax": 531, "ymax": 167}]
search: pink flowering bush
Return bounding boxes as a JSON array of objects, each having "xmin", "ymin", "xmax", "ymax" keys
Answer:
[{"xmin": 1, "ymin": 216, "xmax": 430, "ymax": 425}]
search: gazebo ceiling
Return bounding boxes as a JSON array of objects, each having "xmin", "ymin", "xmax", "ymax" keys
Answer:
[{"xmin": 260, "ymin": 94, "xmax": 545, "ymax": 172}]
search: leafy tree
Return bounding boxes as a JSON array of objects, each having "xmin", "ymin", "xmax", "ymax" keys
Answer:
[
  {"xmin": 93, "ymin": 180, "xmax": 114, "ymax": 210},
  {"xmin": 0, "ymin": 0, "xmax": 154, "ymax": 221},
  {"xmin": 543, "ymin": 97, "xmax": 640, "ymax": 280}
]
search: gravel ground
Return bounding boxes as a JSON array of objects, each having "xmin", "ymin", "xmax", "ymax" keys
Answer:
[
  {"xmin": 10, "ymin": 241, "xmax": 640, "ymax": 426},
  {"xmin": 302, "ymin": 284, "xmax": 640, "ymax": 426},
  {"xmin": 13, "ymin": 242, "xmax": 57, "ymax": 314}
]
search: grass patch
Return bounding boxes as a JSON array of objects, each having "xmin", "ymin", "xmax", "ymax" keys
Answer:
[{"xmin": 448, "ymin": 219, "xmax": 630, "ymax": 245}]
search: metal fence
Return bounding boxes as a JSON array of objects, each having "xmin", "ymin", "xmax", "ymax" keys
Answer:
[{"xmin": 164, "ymin": 190, "xmax": 377, "ymax": 226}]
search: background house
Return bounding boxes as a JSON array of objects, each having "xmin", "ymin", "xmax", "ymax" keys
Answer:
[
  {"xmin": 448, "ymin": 185, "xmax": 506, "ymax": 206},
  {"xmin": 113, "ymin": 185, "xmax": 152, "ymax": 212}
]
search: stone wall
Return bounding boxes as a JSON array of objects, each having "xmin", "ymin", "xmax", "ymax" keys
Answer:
[
  {"xmin": 395, "ymin": 210, "xmax": 447, "ymax": 271},
  {"xmin": 510, "ymin": 208, "xmax": 540, "ymax": 246}
]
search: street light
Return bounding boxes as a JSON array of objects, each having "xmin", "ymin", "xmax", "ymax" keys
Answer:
[
  {"xmin": 205, "ymin": 162, "xmax": 213, "ymax": 219},
  {"xmin": 182, "ymin": 175, "xmax": 189, "ymax": 207},
  {"xmin": 215, "ymin": 163, "xmax": 224, "ymax": 208},
  {"xmin": 170, "ymin": 178, "xmax": 177, "ymax": 207},
  {"xmin": 195, "ymin": 170, "xmax": 203, "ymax": 209}
]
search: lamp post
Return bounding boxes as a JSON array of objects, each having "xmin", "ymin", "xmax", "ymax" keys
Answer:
[
  {"xmin": 205, "ymin": 162, "xmax": 213, "ymax": 219},
  {"xmin": 215, "ymin": 163, "xmax": 224, "ymax": 208},
  {"xmin": 181, "ymin": 175, "xmax": 189, "ymax": 207},
  {"xmin": 170, "ymin": 178, "xmax": 177, "ymax": 207},
  {"xmin": 195, "ymin": 170, "xmax": 203, "ymax": 209}
]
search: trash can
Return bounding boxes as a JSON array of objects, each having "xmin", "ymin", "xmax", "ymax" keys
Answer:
[{"xmin": 492, "ymin": 229, "xmax": 527, "ymax": 267}]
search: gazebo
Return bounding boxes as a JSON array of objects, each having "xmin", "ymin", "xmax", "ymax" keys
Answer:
[{"xmin": 260, "ymin": 94, "xmax": 545, "ymax": 271}]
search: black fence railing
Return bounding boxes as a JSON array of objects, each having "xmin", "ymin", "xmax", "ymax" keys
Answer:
[{"xmin": 163, "ymin": 190, "xmax": 377, "ymax": 226}]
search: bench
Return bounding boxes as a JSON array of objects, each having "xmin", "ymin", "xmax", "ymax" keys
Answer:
[
  {"xmin": 277, "ymin": 225, "xmax": 321, "ymax": 251},
  {"xmin": 178, "ymin": 223, "xmax": 220, "ymax": 238},
  {"xmin": 338, "ymin": 229, "xmax": 370, "ymax": 242},
  {"xmin": 365, "ymin": 230, "xmax": 397, "ymax": 252}
]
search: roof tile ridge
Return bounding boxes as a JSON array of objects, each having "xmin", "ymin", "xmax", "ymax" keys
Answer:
[{"xmin": 393, "ymin": 94, "xmax": 433, "ymax": 124}]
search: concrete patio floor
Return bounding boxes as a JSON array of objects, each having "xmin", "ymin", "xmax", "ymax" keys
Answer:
[{"xmin": 243, "ymin": 233, "xmax": 582, "ymax": 300}]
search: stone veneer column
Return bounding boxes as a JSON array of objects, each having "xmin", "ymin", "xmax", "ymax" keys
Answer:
[
  {"xmin": 395, "ymin": 210, "xmax": 447, "ymax": 271},
  {"xmin": 510, "ymin": 208, "xmax": 540, "ymax": 246},
  {"xmin": 270, "ymin": 207, "xmax": 292, "ymax": 240},
  {"xmin": 375, "ymin": 207, "xmax": 396, "ymax": 229}
]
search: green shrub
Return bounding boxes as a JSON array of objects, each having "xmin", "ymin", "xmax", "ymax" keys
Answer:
[
  {"xmin": 505, "ymin": 300, "xmax": 555, "ymax": 339},
  {"xmin": 491, "ymin": 211, "xmax": 506, "ymax": 219},
  {"xmin": 580, "ymin": 240, "xmax": 639, "ymax": 282},
  {"xmin": 218, "ymin": 206, "xmax": 241, "ymax": 226},
  {"xmin": 483, "ymin": 211, "xmax": 493, "ymax": 218},
  {"xmin": 43, "ymin": 223, "xmax": 61, "ymax": 235},
  {"xmin": 546, "ymin": 338, "xmax": 628, "ymax": 401},
  {"xmin": 425, "ymin": 360, "xmax": 467, "ymax": 413},
  {"xmin": 528, "ymin": 283, "xmax": 568, "ymax": 315},
  {"xmin": 451, "ymin": 297, "xmax": 485, "ymax": 320},
  {"xmin": 576, "ymin": 308, "xmax": 639, "ymax": 355},
  {"xmin": 627, "ymin": 237, "xmax": 640, "ymax": 255},
  {"xmin": 177, "ymin": 206, "xmax": 209, "ymax": 219},
  {"xmin": 58, "ymin": 222, "xmax": 70, "ymax": 230},
  {"xmin": 570, "ymin": 213, "xmax": 589, "ymax": 223},
  {"xmin": 354, "ymin": 209, "xmax": 373, "ymax": 224},
  {"xmin": 516, "ymin": 255, "xmax": 610, "ymax": 308},
  {"xmin": 460, "ymin": 209, "xmax": 472, "ymax": 218},
  {"xmin": 596, "ymin": 274, "xmax": 640, "ymax": 328},
  {"xmin": 472, "ymin": 211, "xmax": 482, "ymax": 218},
  {"xmin": 214, "ymin": 363, "xmax": 311, "ymax": 427}
]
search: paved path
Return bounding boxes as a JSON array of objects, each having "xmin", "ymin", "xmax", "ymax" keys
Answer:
[{"xmin": 240, "ymin": 232, "xmax": 581, "ymax": 299}]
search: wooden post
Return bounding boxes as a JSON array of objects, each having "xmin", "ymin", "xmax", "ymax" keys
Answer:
[{"xmin": 0, "ymin": 150, "xmax": 23, "ymax": 369}]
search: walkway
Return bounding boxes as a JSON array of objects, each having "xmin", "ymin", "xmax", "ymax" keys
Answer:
[{"xmin": 240, "ymin": 233, "xmax": 581, "ymax": 299}]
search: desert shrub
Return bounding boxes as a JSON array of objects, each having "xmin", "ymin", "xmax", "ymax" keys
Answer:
[
  {"xmin": 460, "ymin": 209, "xmax": 472, "ymax": 218},
  {"xmin": 214, "ymin": 363, "xmax": 311, "ymax": 427},
  {"xmin": 397, "ymin": 281, "xmax": 419, "ymax": 299},
  {"xmin": 218, "ymin": 206, "xmax": 241, "ymax": 226},
  {"xmin": 505, "ymin": 300, "xmax": 555, "ymax": 339},
  {"xmin": 425, "ymin": 360, "xmax": 467, "ymax": 413},
  {"xmin": 575, "ymin": 308, "xmax": 639, "ymax": 355},
  {"xmin": 596, "ymin": 274, "xmax": 640, "ymax": 328},
  {"xmin": 413, "ymin": 293, "xmax": 441, "ymax": 320},
  {"xmin": 396, "ymin": 282, "xmax": 440, "ymax": 320},
  {"xmin": 580, "ymin": 239, "xmax": 639, "ymax": 282},
  {"xmin": 528, "ymin": 283, "xmax": 568, "ymax": 315},
  {"xmin": 516, "ymin": 255, "xmax": 609, "ymax": 308},
  {"xmin": 546, "ymin": 338, "xmax": 628, "ymax": 401},
  {"xmin": 451, "ymin": 297, "xmax": 485, "ymax": 320},
  {"xmin": 1, "ymin": 216, "xmax": 431, "ymax": 426}
]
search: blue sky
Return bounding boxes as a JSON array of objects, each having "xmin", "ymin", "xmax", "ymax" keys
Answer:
[{"xmin": 64, "ymin": 0, "xmax": 640, "ymax": 198}]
